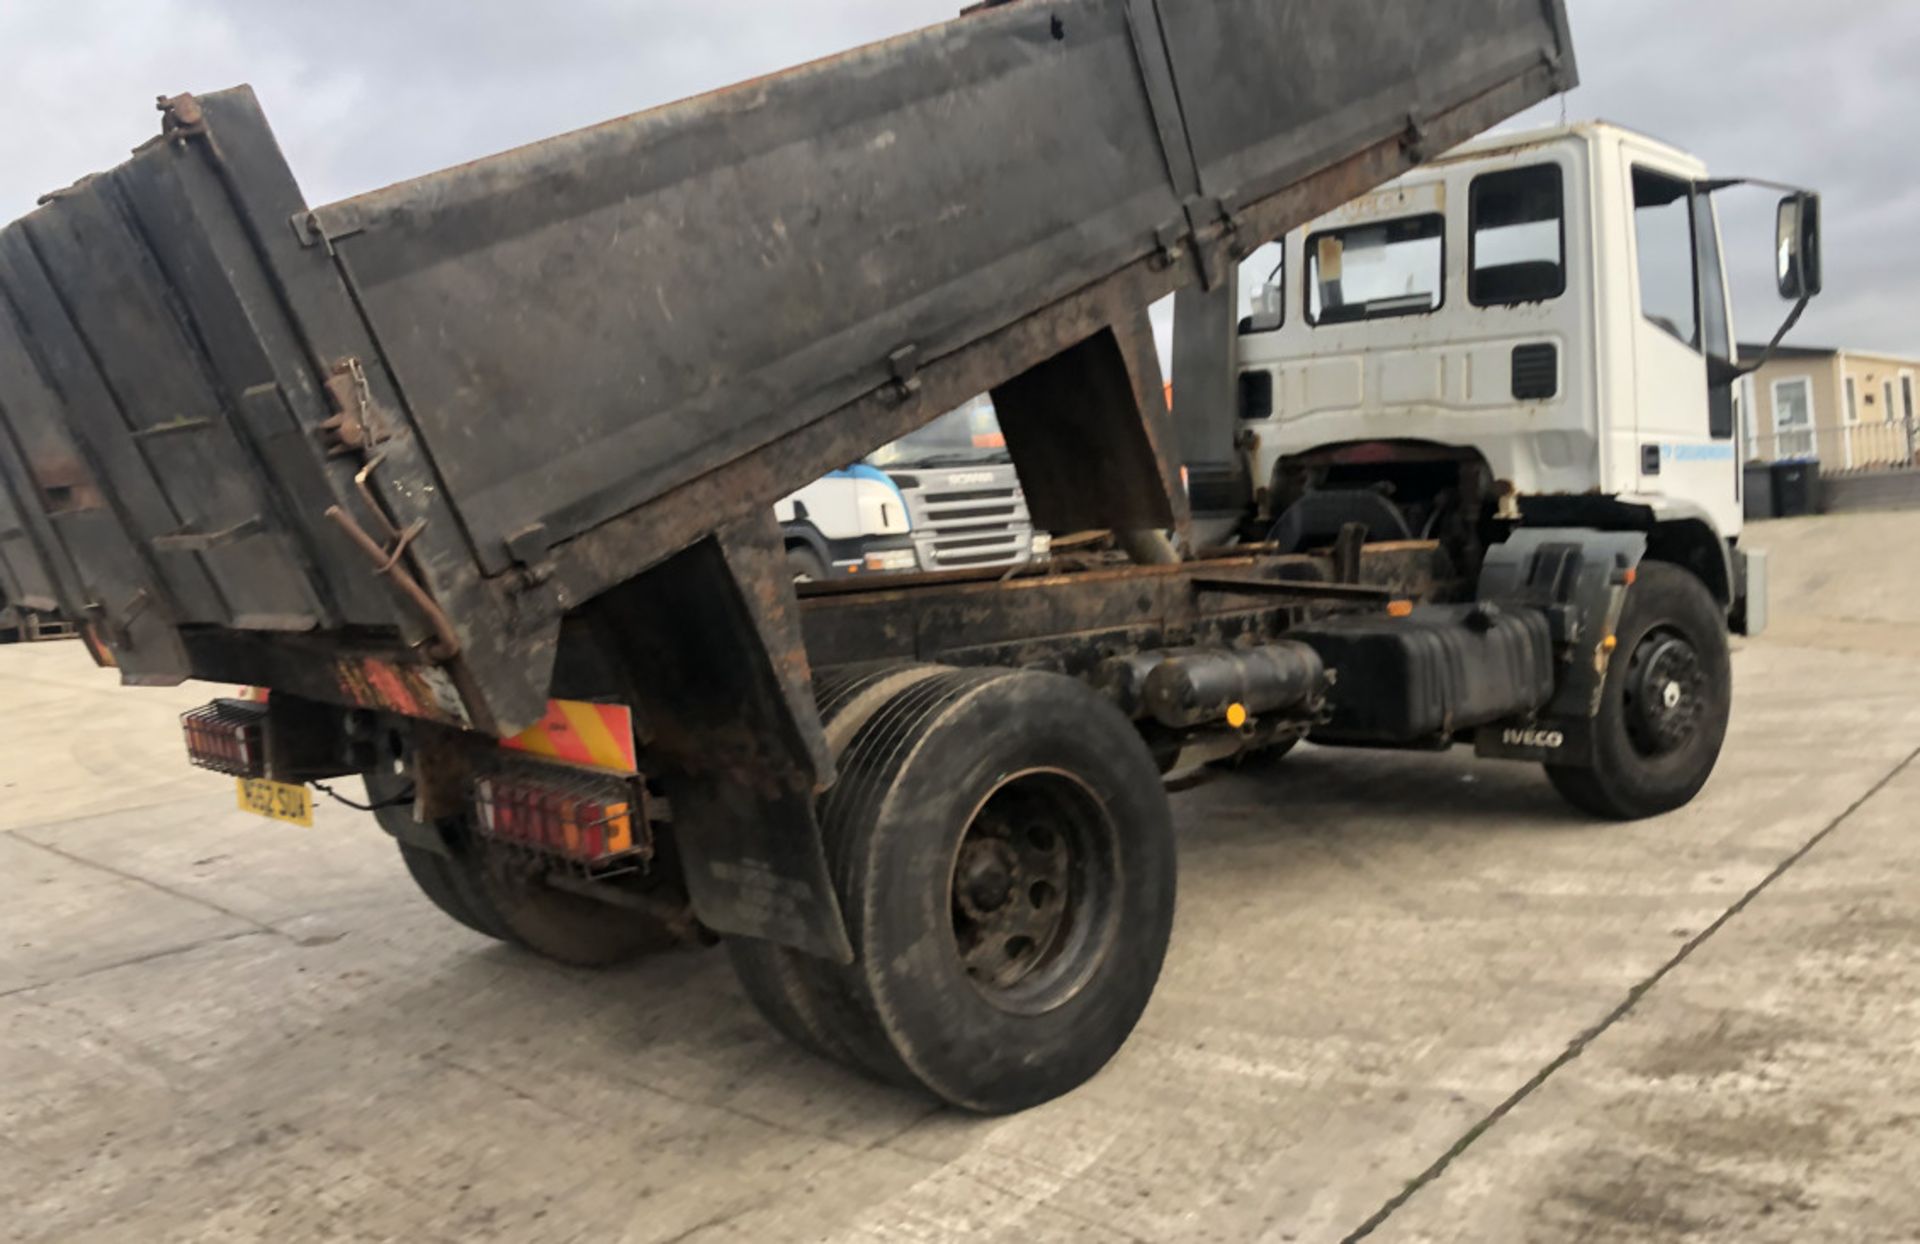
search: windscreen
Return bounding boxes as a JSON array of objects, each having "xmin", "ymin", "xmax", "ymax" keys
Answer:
[{"xmin": 866, "ymin": 397, "xmax": 1008, "ymax": 469}]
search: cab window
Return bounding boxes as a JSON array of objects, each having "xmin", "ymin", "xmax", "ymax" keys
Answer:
[
  {"xmin": 1306, "ymin": 214, "xmax": 1444, "ymax": 325},
  {"xmin": 1237, "ymin": 241, "xmax": 1285, "ymax": 334},
  {"xmin": 1694, "ymin": 194, "xmax": 1734, "ymax": 438},
  {"xmin": 1632, "ymin": 167, "xmax": 1699, "ymax": 348},
  {"xmin": 1469, "ymin": 164, "xmax": 1565, "ymax": 306}
]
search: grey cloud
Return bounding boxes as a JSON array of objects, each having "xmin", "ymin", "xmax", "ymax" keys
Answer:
[{"xmin": 1509, "ymin": 0, "xmax": 1920, "ymax": 353}]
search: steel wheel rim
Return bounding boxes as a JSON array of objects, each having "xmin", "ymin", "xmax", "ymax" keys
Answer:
[
  {"xmin": 1622, "ymin": 626, "xmax": 1707, "ymax": 757},
  {"xmin": 948, "ymin": 768, "xmax": 1121, "ymax": 1015}
]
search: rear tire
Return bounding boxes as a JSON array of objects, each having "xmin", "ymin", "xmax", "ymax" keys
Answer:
[
  {"xmin": 731, "ymin": 667, "xmax": 1177, "ymax": 1113},
  {"xmin": 397, "ymin": 840, "xmax": 500, "ymax": 939},
  {"xmin": 727, "ymin": 665, "xmax": 946, "ymax": 1083},
  {"xmin": 375, "ymin": 774, "xmax": 672, "ymax": 966},
  {"xmin": 1546, "ymin": 561, "xmax": 1731, "ymax": 820}
]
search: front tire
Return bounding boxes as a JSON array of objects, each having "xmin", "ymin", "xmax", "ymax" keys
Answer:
[
  {"xmin": 1547, "ymin": 562, "xmax": 1732, "ymax": 820},
  {"xmin": 787, "ymin": 544, "xmax": 828, "ymax": 583}
]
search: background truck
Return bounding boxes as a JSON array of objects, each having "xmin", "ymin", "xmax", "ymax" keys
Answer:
[
  {"xmin": 0, "ymin": 0, "xmax": 1814, "ymax": 1114},
  {"xmin": 776, "ymin": 395, "xmax": 1044, "ymax": 580}
]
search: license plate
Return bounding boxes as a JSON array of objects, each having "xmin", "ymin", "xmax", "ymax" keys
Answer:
[{"xmin": 236, "ymin": 777, "xmax": 313, "ymax": 827}]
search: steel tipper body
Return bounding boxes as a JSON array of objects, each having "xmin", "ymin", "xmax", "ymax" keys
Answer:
[
  {"xmin": 0, "ymin": 1, "xmax": 1593, "ymax": 1110},
  {"xmin": 0, "ymin": 0, "xmax": 1575, "ymax": 725}
]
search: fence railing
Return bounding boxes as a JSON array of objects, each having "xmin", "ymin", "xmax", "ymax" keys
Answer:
[{"xmin": 1748, "ymin": 419, "xmax": 1919, "ymax": 475}]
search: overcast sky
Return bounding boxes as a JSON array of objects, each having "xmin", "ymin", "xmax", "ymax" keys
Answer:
[{"xmin": 3, "ymin": 0, "xmax": 1915, "ymax": 359}]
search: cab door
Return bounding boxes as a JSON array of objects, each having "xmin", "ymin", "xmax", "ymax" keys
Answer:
[{"xmin": 1620, "ymin": 146, "xmax": 1741, "ymax": 535}]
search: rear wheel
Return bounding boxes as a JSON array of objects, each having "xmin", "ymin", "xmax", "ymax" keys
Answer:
[
  {"xmin": 726, "ymin": 665, "xmax": 945, "ymax": 1081},
  {"xmin": 397, "ymin": 839, "xmax": 501, "ymax": 939},
  {"xmin": 468, "ymin": 848, "xmax": 684, "ymax": 966},
  {"xmin": 729, "ymin": 667, "xmax": 1177, "ymax": 1113},
  {"xmin": 1546, "ymin": 561, "xmax": 1731, "ymax": 820},
  {"xmin": 376, "ymin": 775, "xmax": 676, "ymax": 966}
]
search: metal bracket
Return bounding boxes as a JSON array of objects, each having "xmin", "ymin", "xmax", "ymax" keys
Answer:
[
  {"xmin": 83, "ymin": 589, "xmax": 151, "ymax": 650},
  {"xmin": 324, "ymin": 455, "xmax": 463, "ymax": 661},
  {"xmin": 1400, "ymin": 113, "xmax": 1432, "ymax": 163},
  {"xmin": 152, "ymin": 516, "xmax": 265, "ymax": 554},
  {"xmin": 1182, "ymin": 195, "xmax": 1237, "ymax": 244},
  {"xmin": 131, "ymin": 417, "xmax": 213, "ymax": 441},
  {"xmin": 1192, "ymin": 577, "xmax": 1392, "ymax": 606},
  {"xmin": 1183, "ymin": 194, "xmax": 1241, "ymax": 289},
  {"xmin": 290, "ymin": 212, "xmax": 335, "ymax": 255},
  {"xmin": 318, "ymin": 357, "xmax": 386, "ymax": 456},
  {"xmin": 886, "ymin": 344, "xmax": 922, "ymax": 404},
  {"xmin": 1152, "ymin": 222, "xmax": 1188, "ymax": 271},
  {"xmin": 505, "ymin": 522, "xmax": 553, "ymax": 569},
  {"xmin": 155, "ymin": 93, "xmax": 206, "ymax": 142}
]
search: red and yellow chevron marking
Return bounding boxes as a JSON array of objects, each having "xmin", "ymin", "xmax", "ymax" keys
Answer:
[{"xmin": 501, "ymin": 700, "xmax": 639, "ymax": 775}]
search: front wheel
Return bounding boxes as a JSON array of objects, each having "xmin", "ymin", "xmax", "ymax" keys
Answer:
[
  {"xmin": 787, "ymin": 544, "xmax": 828, "ymax": 583},
  {"xmin": 1546, "ymin": 562, "xmax": 1732, "ymax": 820}
]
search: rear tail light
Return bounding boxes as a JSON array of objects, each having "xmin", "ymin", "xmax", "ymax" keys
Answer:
[
  {"xmin": 181, "ymin": 699, "xmax": 269, "ymax": 778},
  {"xmin": 473, "ymin": 764, "xmax": 649, "ymax": 870}
]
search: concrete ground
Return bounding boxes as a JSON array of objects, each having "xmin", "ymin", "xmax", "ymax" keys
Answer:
[{"xmin": 3, "ymin": 510, "xmax": 1917, "ymax": 1244}]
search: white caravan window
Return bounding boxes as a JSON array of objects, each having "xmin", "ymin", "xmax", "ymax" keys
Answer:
[
  {"xmin": 1306, "ymin": 214, "xmax": 1444, "ymax": 326},
  {"xmin": 1771, "ymin": 376, "xmax": 1815, "ymax": 459}
]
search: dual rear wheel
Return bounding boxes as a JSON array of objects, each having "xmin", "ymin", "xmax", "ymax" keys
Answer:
[
  {"xmin": 379, "ymin": 666, "xmax": 1180, "ymax": 1113},
  {"xmin": 375, "ymin": 775, "xmax": 680, "ymax": 967},
  {"xmin": 728, "ymin": 666, "xmax": 1178, "ymax": 1114}
]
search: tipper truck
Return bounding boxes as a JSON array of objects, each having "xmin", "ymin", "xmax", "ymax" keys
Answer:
[{"xmin": 0, "ymin": 0, "xmax": 1819, "ymax": 1112}]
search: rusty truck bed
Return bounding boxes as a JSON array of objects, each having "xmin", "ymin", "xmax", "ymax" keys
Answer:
[{"xmin": 0, "ymin": 0, "xmax": 1574, "ymax": 734}]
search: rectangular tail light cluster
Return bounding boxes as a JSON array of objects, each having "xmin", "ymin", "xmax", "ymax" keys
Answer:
[
  {"xmin": 181, "ymin": 699, "xmax": 269, "ymax": 778},
  {"xmin": 473, "ymin": 764, "xmax": 649, "ymax": 869}
]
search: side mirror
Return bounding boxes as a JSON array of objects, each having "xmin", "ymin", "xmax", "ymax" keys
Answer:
[
  {"xmin": 1776, "ymin": 193, "xmax": 1822, "ymax": 300},
  {"xmin": 1246, "ymin": 278, "xmax": 1284, "ymax": 332}
]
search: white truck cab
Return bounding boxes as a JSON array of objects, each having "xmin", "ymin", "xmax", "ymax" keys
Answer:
[
  {"xmin": 776, "ymin": 396, "xmax": 1045, "ymax": 581},
  {"xmin": 1214, "ymin": 121, "xmax": 1819, "ymax": 634}
]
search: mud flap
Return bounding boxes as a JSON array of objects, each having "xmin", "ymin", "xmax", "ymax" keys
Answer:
[
  {"xmin": 591, "ymin": 514, "xmax": 851, "ymax": 963},
  {"xmin": 1472, "ymin": 528, "xmax": 1646, "ymax": 768}
]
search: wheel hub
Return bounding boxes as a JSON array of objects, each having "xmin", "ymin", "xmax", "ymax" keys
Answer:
[
  {"xmin": 1623, "ymin": 631, "xmax": 1706, "ymax": 755},
  {"xmin": 950, "ymin": 784, "xmax": 1083, "ymax": 995},
  {"xmin": 956, "ymin": 839, "xmax": 1020, "ymax": 920}
]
